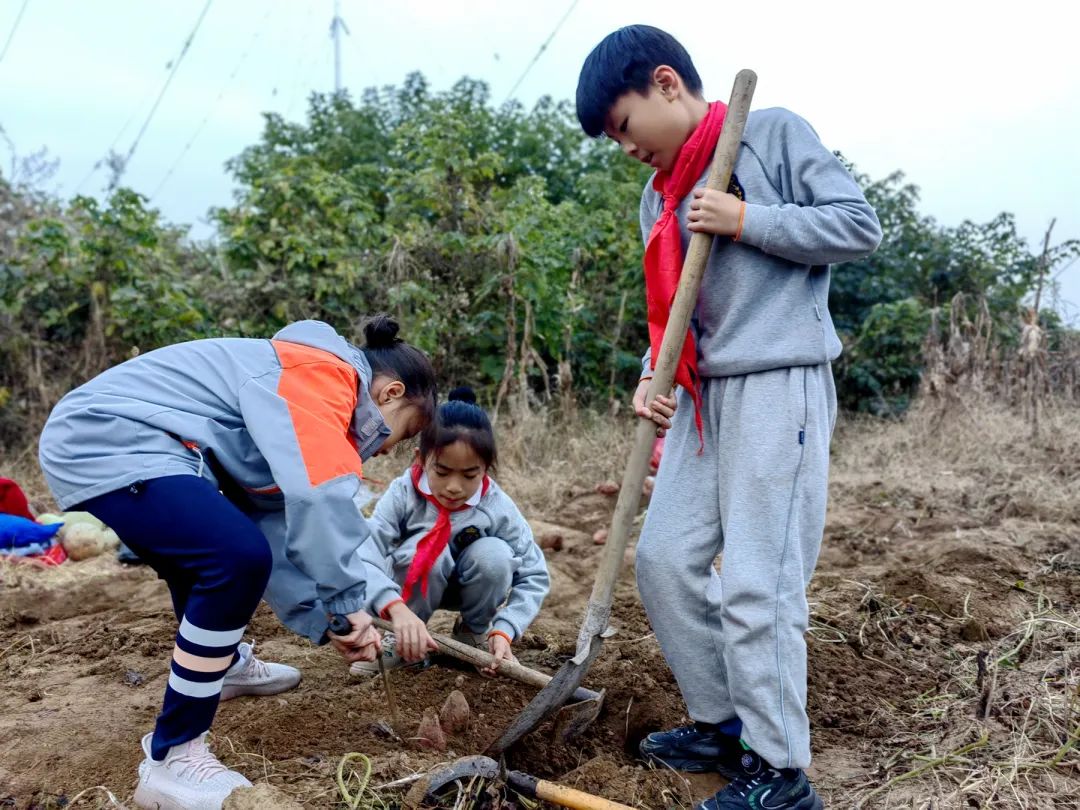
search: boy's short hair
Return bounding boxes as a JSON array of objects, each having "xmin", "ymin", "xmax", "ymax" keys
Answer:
[{"xmin": 576, "ymin": 25, "xmax": 703, "ymax": 138}]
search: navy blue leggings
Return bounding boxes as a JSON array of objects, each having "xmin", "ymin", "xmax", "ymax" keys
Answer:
[{"xmin": 76, "ymin": 475, "xmax": 271, "ymax": 760}]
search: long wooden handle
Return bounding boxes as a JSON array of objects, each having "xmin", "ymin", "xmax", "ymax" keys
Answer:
[
  {"xmin": 533, "ymin": 781, "xmax": 635, "ymax": 810},
  {"xmin": 576, "ymin": 70, "xmax": 758, "ymax": 649},
  {"xmin": 506, "ymin": 771, "xmax": 635, "ymax": 810},
  {"xmin": 371, "ymin": 617, "xmax": 599, "ymax": 701}
]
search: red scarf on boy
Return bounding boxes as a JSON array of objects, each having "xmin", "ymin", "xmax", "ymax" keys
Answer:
[
  {"xmin": 401, "ymin": 463, "xmax": 491, "ymax": 603},
  {"xmin": 644, "ymin": 101, "xmax": 726, "ymax": 448}
]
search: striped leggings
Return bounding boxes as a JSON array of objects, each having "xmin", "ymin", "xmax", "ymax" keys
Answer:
[{"xmin": 76, "ymin": 475, "xmax": 272, "ymax": 760}]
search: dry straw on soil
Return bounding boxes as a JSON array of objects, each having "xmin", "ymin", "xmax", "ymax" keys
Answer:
[
  {"xmin": 827, "ymin": 393, "xmax": 1079, "ymax": 808},
  {"xmin": 3, "ymin": 310, "xmax": 1077, "ymax": 807}
]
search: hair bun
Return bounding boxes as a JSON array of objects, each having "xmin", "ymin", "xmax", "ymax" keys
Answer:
[
  {"xmin": 363, "ymin": 314, "xmax": 401, "ymax": 349},
  {"xmin": 448, "ymin": 386, "xmax": 477, "ymax": 404}
]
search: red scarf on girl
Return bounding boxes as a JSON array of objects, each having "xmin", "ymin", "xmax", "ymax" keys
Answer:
[
  {"xmin": 401, "ymin": 463, "xmax": 491, "ymax": 603},
  {"xmin": 644, "ymin": 101, "xmax": 726, "ymax": 448}
]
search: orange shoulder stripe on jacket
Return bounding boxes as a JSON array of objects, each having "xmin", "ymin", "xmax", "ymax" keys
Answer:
[{"xmin": 271, "ymin": 340, "xmax": 364, "ymax": 487}]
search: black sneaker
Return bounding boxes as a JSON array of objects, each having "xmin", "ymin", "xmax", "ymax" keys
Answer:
[
  {"xmin": 697, "ymin": 748, "xmax": 823, "ymax": 810},
  {"xmin": 639, "ymin": 720, "xmax": 745, "ymax": 779}
]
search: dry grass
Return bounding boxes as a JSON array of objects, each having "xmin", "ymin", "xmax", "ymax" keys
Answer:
[
  {"xmin": 3, "ymin": 380, "xmax": 1077, "ymax": 808},
  {"xmin": 832, "ymin": 395, "xmax": 1080, "ymax": 525},
  {"xmin": 829, "ymin": 392, "xmax": 1080, "ymax": 809},
  {"xmin": 362, "ymin": 405, "xmax": 634, "ymax": 518}
]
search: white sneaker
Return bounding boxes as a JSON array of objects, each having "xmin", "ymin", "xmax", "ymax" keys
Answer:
[
  {"xmin": 134, "ymin": 731, "xmax": 251, "ymax": 810},
  {"xmin": 349, "ymin": 632, "xmax": 406, "ymax": 677},
  {"xmin": 220, "ymin": 641, "xmax": 301, "ymax": 700}
]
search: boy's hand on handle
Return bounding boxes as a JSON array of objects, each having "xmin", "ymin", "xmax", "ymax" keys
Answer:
[
  {"xmin": 387, "ymin": 601, "xmax": 438, "ymax": 662},
  {"xmin": 633, "ymin": 377, "xmax": 677, "ymax": 436},
  {"xmin": 328, "ymin": 610, "xmax": 382, "ymax": 663},
  {"xmin": 687, "ymin": 188, "xmax": 743, "ymax": 236},
  {"xmin": 481, "ymin": 632, "xmax": 517, "ymax": 678}
]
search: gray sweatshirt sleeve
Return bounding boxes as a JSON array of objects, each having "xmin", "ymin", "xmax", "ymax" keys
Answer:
[
  {"xmin": 357, "ymin": 474, "xmax": 411, "ymax": 616},
  {"xmin": 488, "ymin": 493, "xmax": 550, "ymax": 641},
  {"xmin": 737, "ymin": 109, "xmax": 882, "ymax": 265}
]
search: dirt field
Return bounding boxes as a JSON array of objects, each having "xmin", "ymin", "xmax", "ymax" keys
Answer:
[{"xmin": 1, "ymin": 401, "xmax": 1078, "ymax": 809}]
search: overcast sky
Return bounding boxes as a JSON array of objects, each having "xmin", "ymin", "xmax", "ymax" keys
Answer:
[{"xmin": 2, "ymin": 0, "xmax": 1078, "ymax": 320}]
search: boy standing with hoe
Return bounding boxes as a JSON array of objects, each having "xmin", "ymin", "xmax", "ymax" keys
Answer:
[{"xmin": 576, "ymin": 26, "xmax": 881, "ymax": 809}]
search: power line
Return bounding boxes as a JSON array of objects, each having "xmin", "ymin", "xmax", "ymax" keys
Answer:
[
  {"xmin": 502, "ymin": 0, "xmax": 579, "ymax": 104},
  {"xmin": 73, "ymin": 71, "xmax": 167, "ymax": 195},
  {"xmin": 284, "ymin": 20, "xmax": 324, "ymax": 119},
  {"xmin": 151, "ymin": 0, "xmax": 279, "ymax": 199},
  {"xmin": 110, "ymin": 0, "xmax": 215, "ymax": 188},
  {"xmin": 0, "ymin": 0, "xmax": 30, "ymax": 65}
]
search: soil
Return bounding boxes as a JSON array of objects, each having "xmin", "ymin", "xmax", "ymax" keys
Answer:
[{"xmin": 1, "ymin": 432, "xmax": 1078, "ymax": 809}]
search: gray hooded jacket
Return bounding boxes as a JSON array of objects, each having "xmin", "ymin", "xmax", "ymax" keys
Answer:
[{"xmin": 39, "ymin": 320, "xmax": 390, "ymax": 636}]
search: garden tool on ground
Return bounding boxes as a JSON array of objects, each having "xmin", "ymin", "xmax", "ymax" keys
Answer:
[
  {"xmin": 403, "ymin": 754, "xmax": 636, "ymax": 810},
  {"xmin": 370, "ymin": 616, "xmax": 604, "ymax": 741}
]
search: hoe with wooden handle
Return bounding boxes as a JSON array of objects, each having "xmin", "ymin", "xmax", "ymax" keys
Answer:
[
  {"xmin": 486, "ymin": 68, "xmax": 758, "ymax": 757},
  {"xmin": 367, "ymin": 616, "xmax": 605, "ymax": 740}
]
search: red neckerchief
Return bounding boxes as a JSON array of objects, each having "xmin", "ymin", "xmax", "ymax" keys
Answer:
[
  {"xmin": 401, "ymin": 464, "xmax": 491, "ymax": 602},
  {"xmin": 644, "ymin": 101, "xmax": 727, "ymax": 449}
]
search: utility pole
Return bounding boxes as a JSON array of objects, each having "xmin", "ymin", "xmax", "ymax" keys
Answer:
[{"xmin": 330, "ymin": 0, "xmax": 349, "ymax": 94}]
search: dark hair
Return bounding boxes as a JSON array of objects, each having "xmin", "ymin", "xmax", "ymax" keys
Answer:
[
  {"xmin": 418, "ymin": 386, "xmax": 497, "ymax": 470},
  {"xmin": 360, "ymin": 314, "xmax": 437, "ymax": 422},
  {"xmin": 576, "ymin": 25, "xmax": 703, "ymax": 138}
]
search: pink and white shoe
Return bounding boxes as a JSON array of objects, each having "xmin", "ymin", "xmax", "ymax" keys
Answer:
[{"xmin": 133, "ymin": 731, "xmax": 251, "ymax": 810}]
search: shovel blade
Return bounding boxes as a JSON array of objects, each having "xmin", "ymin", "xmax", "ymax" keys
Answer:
[
  {"xmin": 485, "ymin": 631, "xmax": 605, "ymax": 756},
  {"xmin": 554, "ymin": 688, "xmax": 605, "ymax": 742}
]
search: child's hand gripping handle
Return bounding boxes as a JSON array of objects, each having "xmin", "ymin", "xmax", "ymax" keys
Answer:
[
  {"xmin": 327, "ymin": 612, "xmax": 381, "ymax": 662},
  {"xmin": 328, "ymin": 614, "xmax": 352, "ymax": 636},
  {"xmin": 576, "ymin": 70, "xmax": 758, "ymax": 662}
]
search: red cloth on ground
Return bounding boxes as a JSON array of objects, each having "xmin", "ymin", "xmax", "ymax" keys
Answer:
[{"xmin": 0, "ymin": 477, "xmax": 35, "ymax": 520}]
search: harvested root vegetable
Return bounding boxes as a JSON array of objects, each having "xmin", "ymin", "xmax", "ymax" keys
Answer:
[
  {"xmin": 537, "ymin": 533, "xmax": 563, "ymax": 551},
  {"xmin": 529, "ymin": 520, "xmax": 590, "ymax": 551},
  {"xmin": 593, "ymin": 529, "xmax": 608, "ymax": 545},
  {"xmin": 416, "ymin": 708, "xmax": 446, "ymax": 751},
  {"xmin": 61, "ymin": 523, "xmax": 107, "ymax": 561},
  {"xmin": 60, "ymin": 511, "xmax": 105, "ymax": 530},
  {"xmin": 100, "ymin": 528, "xmax": 121, "ymax": 551},
  {"xmin": 594, "ymin": 481, "xmax": 620, "ymax": 496},
  {"xmin": 439, "ymin": 690, "xmax": 471, "ymax": 735}
]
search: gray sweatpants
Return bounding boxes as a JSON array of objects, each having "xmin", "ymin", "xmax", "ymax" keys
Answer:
[
  {"xmin": 636, "ymin": 363, "xmax": 836, "ymax": 769},
  {"xmin": 414, "ymin": 536, "xmax": 516, "ymax": 632}
]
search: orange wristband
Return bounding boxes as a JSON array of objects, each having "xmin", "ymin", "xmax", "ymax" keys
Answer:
[
  {"xmin": 488, "ymin": 629, "xmax": 513, "ymax": 646},
  {"xmin": 733, "ymin": 201, "xmax": 747, "ymax": 241},
  {"xmin": 639, "ymin": 374, "xmax": 654, "ymax": 384},
  {"xmin": 378, "ymin": 598, "xmax": 405, "ymax": 621}
]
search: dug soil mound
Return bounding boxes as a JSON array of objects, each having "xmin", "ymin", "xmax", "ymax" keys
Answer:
[{"xmin": 2, "ymin": 408, "xmax": 1077, "ymax": 808}]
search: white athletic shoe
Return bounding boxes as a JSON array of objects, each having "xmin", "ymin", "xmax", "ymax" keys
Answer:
[
  {"xmin": 219, "ymin": 641, "xmax": 301, "ymax": 700},
  {"xmin": 348, "ymin": 632, "xmax": 405, "ymax": 677},
  {"xmin": 133, "ymin": 731, "xmax": 251, "ymax": 810}
]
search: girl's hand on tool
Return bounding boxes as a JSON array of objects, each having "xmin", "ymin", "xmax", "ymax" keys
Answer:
[
  {"xmin": 328, "ymin": 612, "xmax": 382, "ymax": 662},
  {"xmin": 482, "ymin": 633, "xmax": 516, "ymax": 678},
  {"xmin": 687, "ymin": 188, "xmax": 742, "ymax": 235},
  {"xmin": 632, "ymin": 378, "xmax": 677, "ymax": 436},
  {"xmin": 388, "ymin": 602, "xmax": 438, "ymax": 662}
]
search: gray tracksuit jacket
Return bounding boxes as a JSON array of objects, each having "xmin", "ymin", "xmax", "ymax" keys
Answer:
[
  {"xmin": 38, "ymin": 320, "xmax": 390, "ymax": 629},
  {"xmin": 639, "ymin": 107, "xmax": 882, "ymax": 378},
  {"xmin": 358, "ymin": 468, "xmax": 550, "ymax": 641}
]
